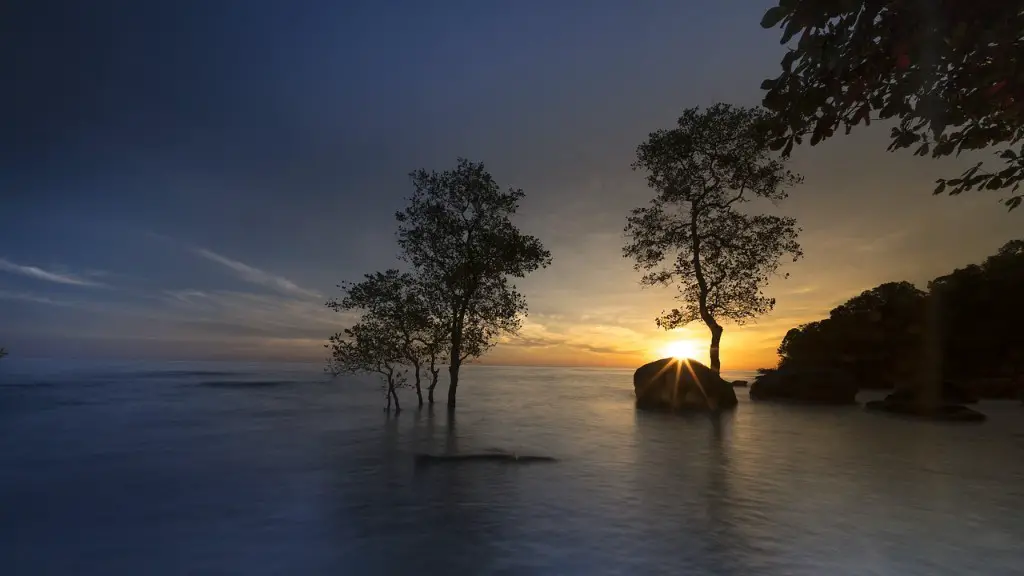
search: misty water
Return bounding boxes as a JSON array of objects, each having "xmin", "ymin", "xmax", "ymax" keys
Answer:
[{"xmin": 1, "ymin": 361, "xmax": 1023, "ymax": 575}]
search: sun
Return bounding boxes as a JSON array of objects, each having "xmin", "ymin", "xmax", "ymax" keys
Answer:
[{"xmin": 660, "ymin": 339, "xmax": 700, "ymax": 361}]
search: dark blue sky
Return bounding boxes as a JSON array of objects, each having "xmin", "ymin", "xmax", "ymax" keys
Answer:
[{"xmin": 1, "ymin": 1, "xmax": 1019, "ymax": 366}]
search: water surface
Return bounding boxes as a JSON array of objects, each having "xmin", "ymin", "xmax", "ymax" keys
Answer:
[{"xmin": 1, "ymin": 360, "xmax": 1022, "ymax": 575}]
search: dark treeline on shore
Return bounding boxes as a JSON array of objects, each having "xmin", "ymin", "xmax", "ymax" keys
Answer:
[{"xmin": 762, "ymin": 240, "xmax": 1024, "ymax": 399}]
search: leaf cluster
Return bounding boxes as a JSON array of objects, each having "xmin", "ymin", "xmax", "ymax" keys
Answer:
[{"xmin": 759, "ymin": 0, "xmax": 1024, "ymax": 210}]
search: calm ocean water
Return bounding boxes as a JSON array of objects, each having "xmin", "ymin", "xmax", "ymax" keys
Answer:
[{"xmin": 1, "ymin": 359, "xmax": 1023, "ymax": 575}]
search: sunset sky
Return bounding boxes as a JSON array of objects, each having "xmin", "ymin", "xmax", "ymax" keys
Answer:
[{"xmin": 2, "ymin": 0, "xmax": 1020, "ymax": 370}]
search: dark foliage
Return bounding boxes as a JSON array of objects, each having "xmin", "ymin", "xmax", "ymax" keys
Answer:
[
  {"xmin": 624, "ymin": 104, "xmax": 803, "ymax": 371},
  {"xmin": 325, "ymin": 316, "xmax": 409, "ymax": 412},
  {"xmin": 759, "ymin": 0, "xmax": 1024, "ymax": 210},
  {"xmin": 773, "ymin": 241, "xmax": 1024, "ymax": 392},
  {"xmin": 328, "ymin": 269, "xmax": 444, "ymax": 407},
  {"xmin": 398, "ymin": 158, "xmax": 552, "ymax": 407},
  {"xmin": 930, "ymin": 239, "xmax": 1024, "ymax": 384}
]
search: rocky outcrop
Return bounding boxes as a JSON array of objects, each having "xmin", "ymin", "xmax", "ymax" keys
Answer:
[
  {"xmin": 731, "ymin": 380, "xmax": 748, "ymax": 388},
  {"xmin": 633, "ymin": 358, "xmax": 738, "ymax": 412},
  {"xmin": 749, "ymin": 368, "xmax": 858, "ymax": 404},
  {"xmin": 864, "ymin": 390, "xmax": 986, "ymax": 422}
]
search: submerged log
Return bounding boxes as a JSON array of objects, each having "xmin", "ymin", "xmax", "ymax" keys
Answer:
[{"xmin": 414, "ymin": 452, "xmax": 557, "ymax": 466}]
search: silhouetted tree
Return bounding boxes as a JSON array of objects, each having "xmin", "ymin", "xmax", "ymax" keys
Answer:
[
  {"xmin": 778, "ymin": 282, "xmax": 927, "ymax": 387},
  {"xmin": 397, "ymin": 158, "xmax": 552, "ymax": 407},
  {"xmin": 772, "ymin": 244, "xmax": 1024, "ymax": 395},
  {"xmin": 0, "ymin": 348, "xmax": 6, "ymax": 360},
  {"xmin": 328, "ymin": 269, "xmax": 445, "ymax": 407},
  {"xmin": 326, "ymin": 318, "xmax": 409, "ymax": 412},
  {"xmin": 624, "ymin": 104, "xmax": 803, "ymax": 372},
  {"xmin": 931, "ymin": 239, "xmax": 1024, "ymax": 384},
  {"xmin": 758, "ymin": 0, "xmax": 1024, "ymax": 210}
]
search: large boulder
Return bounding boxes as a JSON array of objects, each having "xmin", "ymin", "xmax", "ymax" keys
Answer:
[
  {"xmin": 749, "ymin": 368, "xmax": 858, "ymax": 404},
  {"xmin": 633, "ymin": 358, "xmax": 738, "ymax": 412}
]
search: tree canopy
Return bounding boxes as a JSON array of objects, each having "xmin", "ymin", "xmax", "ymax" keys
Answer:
[
  {"xmin": 328, "ymin": 269, "xmax": 445, "ymax": 407},
  {"xmin": 624, "ymin": 104, "xmax": 803, "ymax": 371},
  {"xmin": 759, "ymin": 0, "xmax": 1024, "ymax": 210},
  {"xmin": 775, "ymin": 240, "xmax": 1024, "ymax": 394},
  {"xmin": 326, "ymin": 316, "xmax": 409, "ymax": 412},
  {"xmin": 930, "ymin": 239, "xmax": 1024, "ymax": 383},
  {"xmin": 324, "ymin": 158, "xmax": 549, "ymax": 410},
  {"xmin": 778, "ymin": 282, "xmax": 927, "ymax": 388},
  {"xmin": 397, "ymin": 158, "xmax": 551, "ymax": 407}
]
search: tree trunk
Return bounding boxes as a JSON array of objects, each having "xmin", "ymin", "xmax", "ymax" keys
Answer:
[
  {"xmin": 385, "ymin": 384, "xmax": 392, "ymax": 412},
  {"xmin": 690, "ymin": 206, "xmax": 721, "ymax": 373},
  {"xmin": 448, "ymin": 323, "xmax": 464, "ymax": 408},
  {"xmin": 427, "ymin": 355, "xmax": 439, "ymax": 404},
  {"xmin": 391, "ymin": 383, "xmax": 402, "ymax": 413},
  {"xmin": 447, "ymin": 361, "xmax": 461, "ymax": 408},
  {"xmin": 708, "ymin": 324, "xmax": 724, "ymax": 372},
  {"xmin": 413, "ymin": 369, "xmax": 424, "ymax": 407},
  {"xmin": 428, "ymin": 368, "xmax": 439, "ymax": 404}
]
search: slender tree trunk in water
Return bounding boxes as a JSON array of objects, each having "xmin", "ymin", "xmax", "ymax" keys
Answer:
[
  {"xmin": 391, "ymin": 384, "xmax": 402, "ymax": 413},
  {"xmin": 448, "ymin": 323, "xmax": 463, "ymax": 408},
  {"xmin": 385, "ymin": 384, "xmax": 392, "ymax": 412},
  {"xmin": 427, "ymin": 356, "xmax": 438, "ymax": 405},
  {"xmin": 708, "ymin": 324, "xmax": 723, "ymax": 373},
  {"xmin": 447, "ymin": 361, "xmax": 461, "ymax": 408},
  {"xmin": 413, "ymin": 369, "xmax": 423, "ymax": 407},
  {"xmin": 428, "ymin": 369, "xmax": 439, "ymax": 404}
]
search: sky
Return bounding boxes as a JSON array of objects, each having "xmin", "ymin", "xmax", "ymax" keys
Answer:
[{"xmin": 1, "ymin": 0, "xmax": 1020, "ymax": 370}]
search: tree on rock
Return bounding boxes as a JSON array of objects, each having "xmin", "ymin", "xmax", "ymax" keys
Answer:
[
  {"xmin": 397, "ymin": 158, "xmax": 552, "ymax": 407},
  {"xmin": 326, "ymin": 317, "xmax": 409, "ymax": 412},
  {"xmin": 327, "ymin": 269, "xmax": 446, "ymax": 407},
  {"xmin": 624, "ymin": 104, "xmax": 803, "ymax": 372},
  {"xmin": 758, "ymin": 0, "xmax": 1024, "ymax": 211}
]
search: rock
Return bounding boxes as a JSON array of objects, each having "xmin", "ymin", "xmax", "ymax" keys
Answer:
[
  {"xmin": 864, "ymin": 397, "xmax": 986, "ymax": 422},
  {"xmin": 633, "ymin": 358, "xmax": 738, "ymax": 412},
  {"xmin": 883, "ymin": 381, "xmax": 977, "ymax": 405},
  {"xmin": 749, "ymin": 368, "xmax": 858, "ymax": 404},
  {"xmin": 731, "ymin": 380, "xmax": 748, "ymax": 388}
]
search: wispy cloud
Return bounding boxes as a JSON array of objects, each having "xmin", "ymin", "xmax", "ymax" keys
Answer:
[
  {"xmin": 0, "ymin": 258, "xmax": 103, "ymax": 287},
  {"xmin": 194, "ymin": 248, "xmax": 321, "ymax": 299},
  {"xmin": 0, "ymin": 290, "xmax": 77, "ymax": 307}
]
